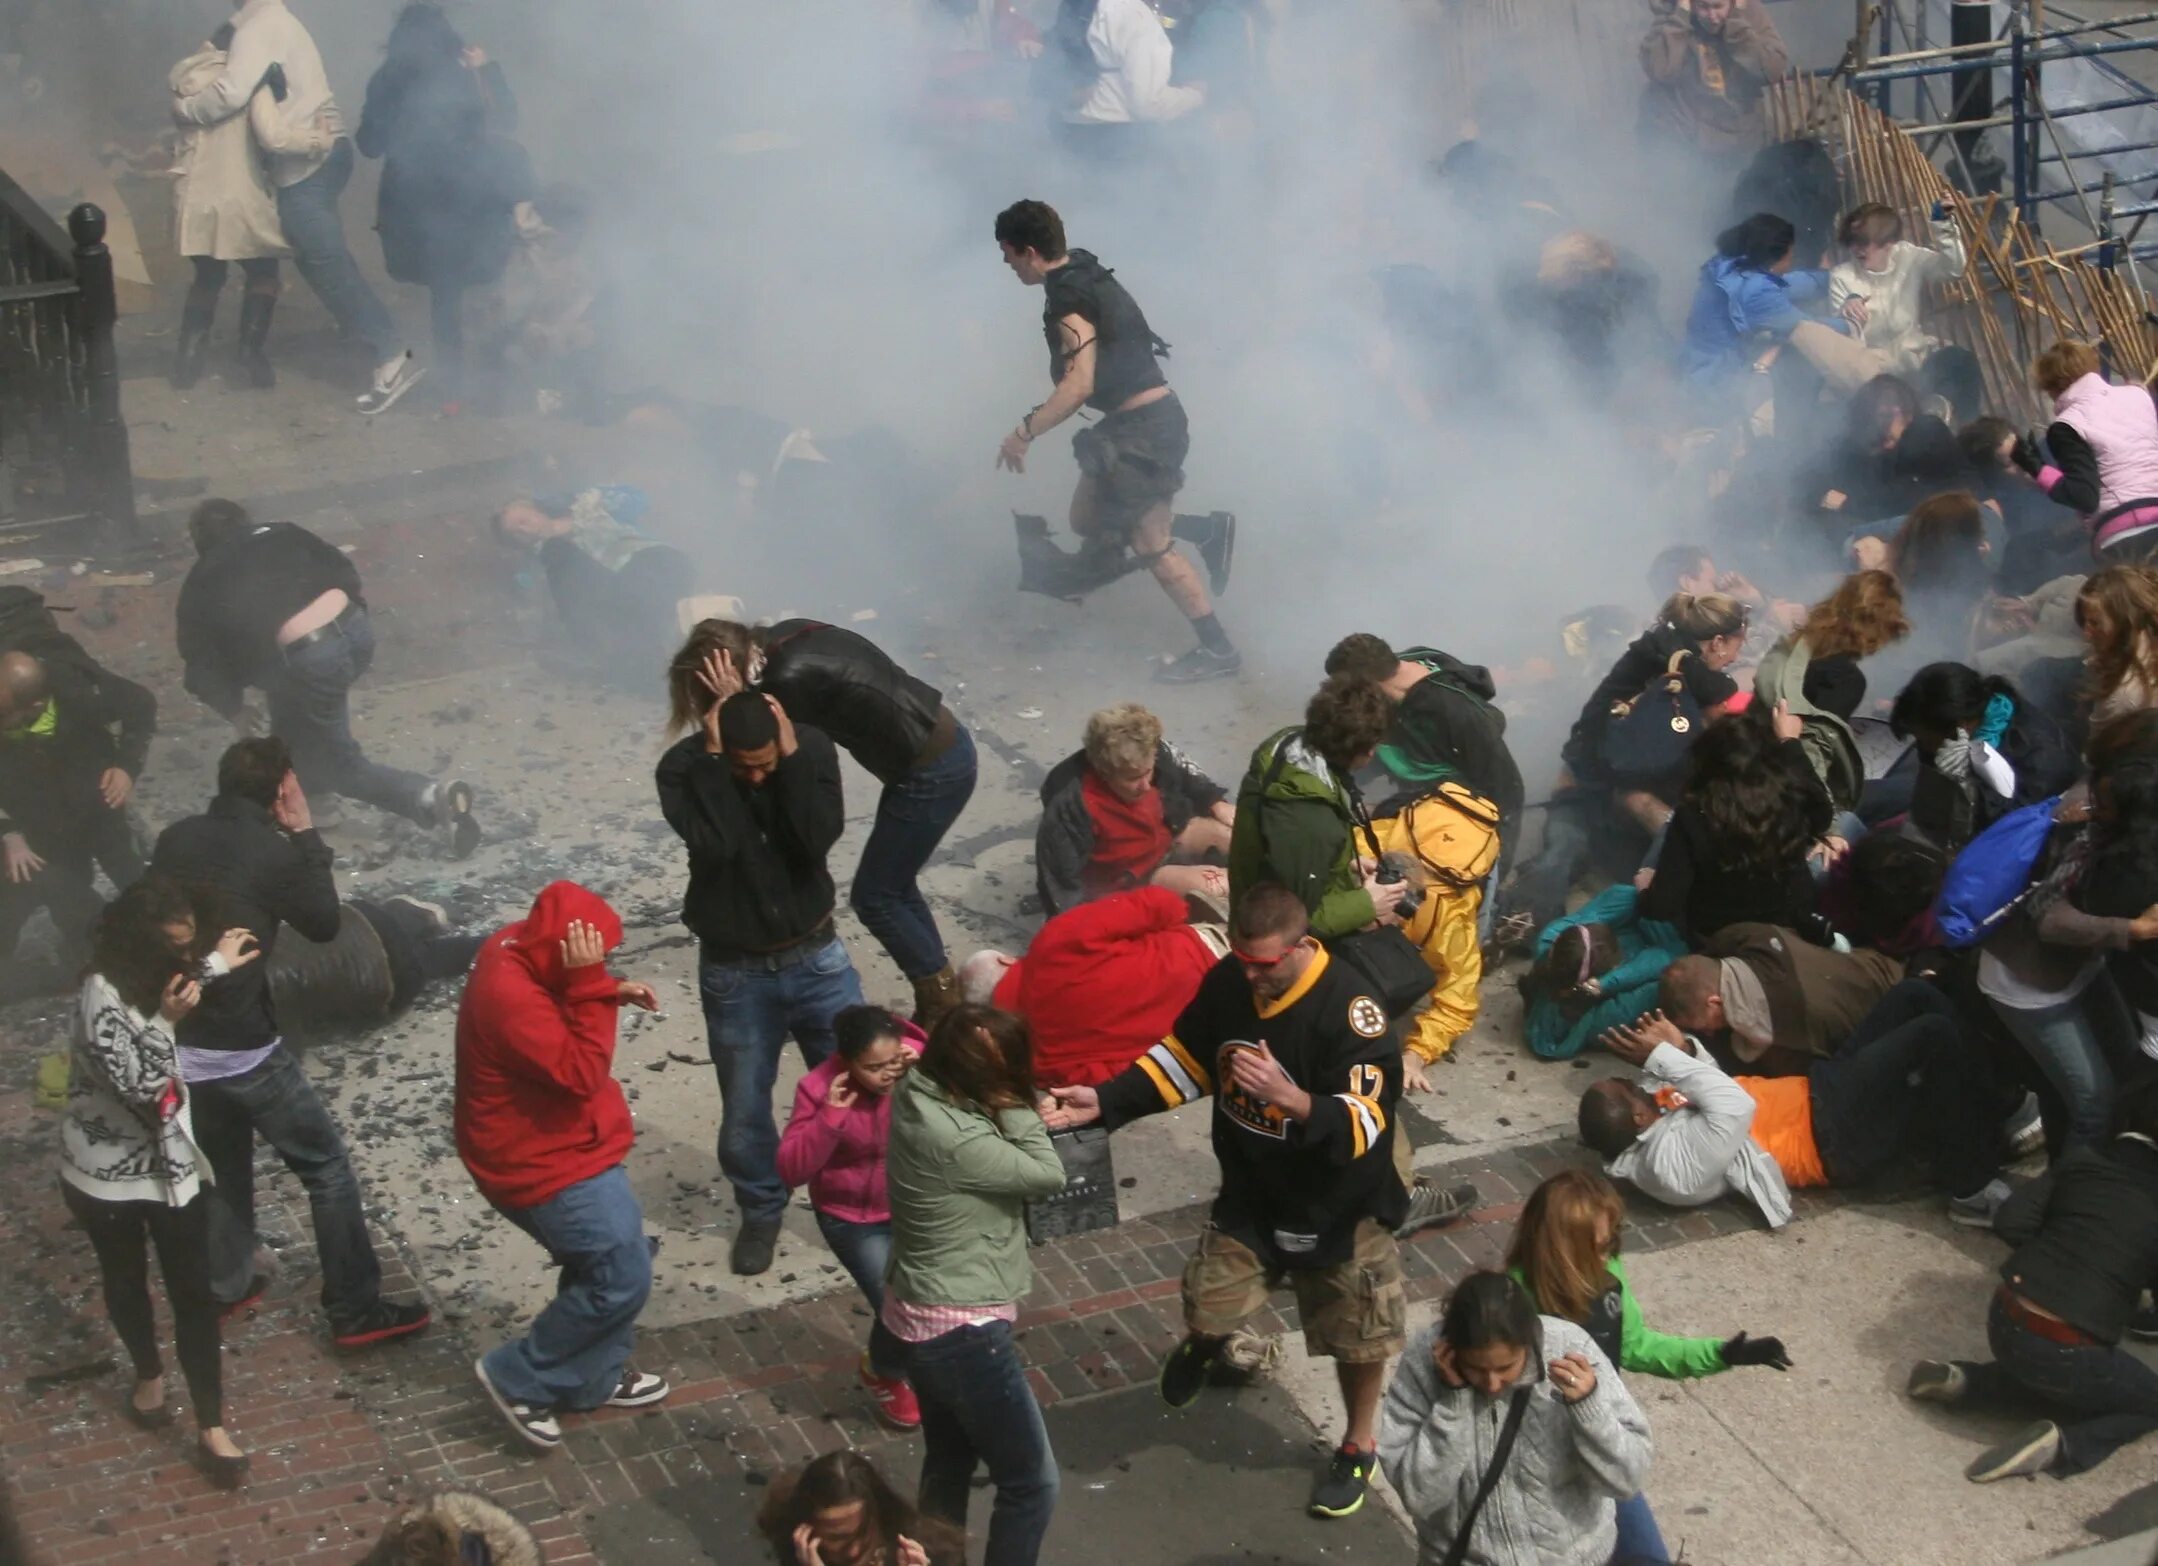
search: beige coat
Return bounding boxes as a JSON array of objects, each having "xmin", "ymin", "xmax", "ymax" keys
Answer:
[{"xmin": 167, "ymin": 48, "xmax": 332, "ymax": 261}]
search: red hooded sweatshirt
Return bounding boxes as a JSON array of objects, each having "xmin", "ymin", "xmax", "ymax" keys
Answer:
[
  {"xmin": 455, "ymin": 881, "xmax": 634, "ymax": 1210},
  {"xmin": 992, "ymin": 885, "xmax": 1217, "ymax": 1086}
]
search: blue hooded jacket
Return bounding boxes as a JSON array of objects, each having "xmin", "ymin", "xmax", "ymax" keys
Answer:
[{"xmin": 1681, "ymin": 254, "xmax": 1835, "ymax": 384}]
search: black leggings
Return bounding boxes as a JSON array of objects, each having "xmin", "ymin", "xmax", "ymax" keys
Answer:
[
  {"xmin": 187, "ymin": 256, "xmax": 280, "ymax": 300},
  {"xmin": 61, "ymin": 1182, "xmax": 224, "ymax": 1428}
]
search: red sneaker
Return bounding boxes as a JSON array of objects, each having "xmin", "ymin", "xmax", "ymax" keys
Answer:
[{"xmin": 860, "ymin": 1356, "xmax": 921, "ymax": 1431}]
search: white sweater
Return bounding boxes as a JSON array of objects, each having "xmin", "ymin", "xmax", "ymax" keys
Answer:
[
  {"xmin": 1069, "ymin": 0, "xmax": 1205, "ymax": 124},
  {"xmin": 60, "ymin": 976, "xmax": 207, "ymax": 1208},
  {"xmin": 171, "ymin": 0, "xmax": 338, "ymax": 189},
  {"xmin": 1827, "ymin": 217, "xmax": 1967, "ymax": 375}
]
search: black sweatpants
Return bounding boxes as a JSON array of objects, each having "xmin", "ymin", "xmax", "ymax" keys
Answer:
[
  {"xmin": 60, "ymin": 1181, "xmax": 223, "ymax": 1427},
  {"xmin": 1809, "ymin": 979, "xmax": 2004, "ymax": 1199}
]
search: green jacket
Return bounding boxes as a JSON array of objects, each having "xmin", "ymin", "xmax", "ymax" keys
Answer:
[
  {"xmin": 1229, "ymin": 726, "xmax": 1375, "ymax": 940},
  {"xmin": 1511, "ymin": 1255, "xmax": 1728, "ymax": 1379},
  {"xmin": 885, "ymin": 1071, "xmax": 1066, "ymax": 1309}
]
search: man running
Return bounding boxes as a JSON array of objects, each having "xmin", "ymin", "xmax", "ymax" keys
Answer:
[{"xmin": 993, "ymin": 198, "xmax": 1240, "ymax": 684}]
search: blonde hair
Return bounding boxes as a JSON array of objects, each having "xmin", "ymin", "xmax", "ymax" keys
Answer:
[
  {"xmin": 1506, "ymin": 1168, "xmax": 1626, "ymax": 1325},
  {"xmin": 2034, "ymin": 340, "xmax": 2102, "ymax": 398},
  {"xmin": 664, "ymin": 619, "xmax": 756, "ymax": 736},
  {"xmin": 1083, "ymin": 702, "xmax": 1163, "ymax": 776},
  {"xmin": 1658, "ymin": 591, "xmax": 1749, "ymax": 644}
]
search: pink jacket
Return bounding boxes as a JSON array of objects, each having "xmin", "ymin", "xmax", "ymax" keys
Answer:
[
  {"xmin": 2053, "ymin": 372, "xmax": 2158, "ymax": 516},
  {"xmin": 775, "ymin": 1024, "xmax": 925, "ymax": 1224}
]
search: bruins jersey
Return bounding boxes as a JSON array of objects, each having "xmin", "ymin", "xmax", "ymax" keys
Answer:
[{"xmin": 1097, "ymin": 946, "xmax": 1407, "ymax": 1267}]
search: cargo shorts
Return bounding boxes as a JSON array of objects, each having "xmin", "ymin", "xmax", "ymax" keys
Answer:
[
  {"xmin": 1072, "ymin": 394, "xmax": 1189, "ymax": 540},
  {"xmin": 1181, "ymin": 1218, "xmax": 1407, "ymax": 1364}
]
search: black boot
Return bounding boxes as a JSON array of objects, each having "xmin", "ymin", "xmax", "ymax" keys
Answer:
[
  {"xmin": 235, "ymin": 289, "xmax": 277, "ymax": 389},
  {"xmin": 170, "ymin": 292, "xmax": 217, "ymax": 390},
  {"xmin": 1172, "ymin": 511, "xmax": 1237, "ymax": 595}
]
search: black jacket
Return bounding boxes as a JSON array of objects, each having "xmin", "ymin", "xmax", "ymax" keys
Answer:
[
  {"xmin": 1035, "ymin": 740, "xmax": 1224, "ymax": 914},
  {"xmin": 1993, "ymin": 1134, "xmax": 2158, "ymax": 1344},
  {"xmin": 757, "ymin": 620, "xmax": 945, "ymax": 787},
  {"xmin": 1042, "ymin": 249, "xmax": 1169, "ymax": 413},
  {"xmin": 150, "ymin": 794, "xmax": 340, "ymax": 1054},
  {"xmin": 1562, "ymin": 623, "xmax": 1738, "ymax": 785},
  {"xmin": 655, "ymin": 725, "xmax": 847, "ymax": 958},
  {"xmin": 1381, "ymin": 648, "xmax": 1525, "ymax": 830},
  {"xmin": 0, "ymin": 657, "xmax": 155, "ymax": 848},
  {"xmin": 356, "ymin": 56, "xmax": 530, "ymax": 288},
  {"xmin": 1638, "ymin": 737, "xmax": 1831, "ymax": 945},
  {"xmin": 175, "ymin": 524, "xmax": 365, "ymax": 717}
]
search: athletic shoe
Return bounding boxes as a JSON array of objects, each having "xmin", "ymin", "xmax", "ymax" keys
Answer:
[
  {"xmin": 1966, "ymin": 1420, "xmax": 2061, "ymax": 1483},
  {"xmin": 475, "ymin": 1358, "xmax": 562, "ymax": 1451},
  {"xmin": 1197, "ymin": 511, "xmax": 1237, "ymax": 595},
  {"xmin": 860, "ymin": 1357, "xmax": 921, "ymax": 1431},
  {"xmin": 1153, "ymin": 645, "xmax": 1241, "ymax": 685},
  {"xmin": 357, "ymin": 352, "xmax": 425, "ymax": 416},
  {"xmin": 382, "ymin": 895, "xmax": 451, "ymax": 937},
  {"xmin": 1905, "ymin": 1360, "xmax": 1967, "ymax": 1403},
  {"xmin": 2002, "ymin": 1092, "xmax": 2043, "ymax": 1159},
  {"xmin": 2129, "ymin": 1302, "xmax": 2158, "ymax": 1342},
  {"xmin": 1308, "ymin": 1444, "xmax": 1376, "ymax": 1518},
  {"xmin": 332, "ymin": 1299, "xmax": 432, "ymax": 1349},
  {"xmin": 1947, "ymin": 1179, "xmax": 2014, "ymax": 1229},
  {"xmin": 731, "ymin": 1219, "xmax": 781, "ymax": 1277},
  {"xmin": 218, "ymin": 1272, "xmax": 271, "ymax": 1323},
  {"xmin": 604, "ymin": 1367, "xmax": 671, "ymax": 1408},
  {"xmin": 1396, "ymin": 1178, "xmax": 1480, "ymax": 1239},
  {"xmin": 1158, "ymin": 1335, "xmax": 1219, "ymax": 1410}
]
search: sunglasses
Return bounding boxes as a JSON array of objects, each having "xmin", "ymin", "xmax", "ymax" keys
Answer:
[{"xmin": 1232, "ymin": 943, "xmax": 1300, "ymax": 968}]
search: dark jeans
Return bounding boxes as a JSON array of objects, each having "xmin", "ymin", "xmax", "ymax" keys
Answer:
[
  {"xmin": 429, "ymin": 281, "xmax": 465, "ymax": 395},
  {"xmin": 260, "ymin": 606, "xmax": 433, "ymax": 824},
  {"xmin": 60, "ymin": 1182, "xmax": 223, "ymax": 1428},
  {"xmin": 1612, "ymin": 1491, "xmax": 1670, "ymax": 1564},
  {"xmin": 273, "ymin": 139, "xmax": 397, "ymax": 362},
  {"xmin": 1953, "ymin": 1294, "xmax": 2158, "ymax": 1474},
  {"xmin": 906, "ymin": 1319, "xmax": 1059, "ymax": 1566},
  {"xmin": 851, "ymin": 724, "xmax": 978, "ymax": 980},
  {"xmin": 699, "ymin": 935, "xmax": 864, "ymax": 1225},
  {"xmin": 1810, "ymin": 980, "xmax": 2003, "ymax": 1198},
  {"xmin": 189, "ymin": 1048, "xmax": 383, "ymax": 1328},
  {"xmin": 1987, "ymin": 969, "xmax": 2138, "ymax": 1149},
  {"xmin": 484, "ymin": 1164, "xmax": 652, "ymax": 1411},
  {"xmin": 815, "ymin": 1211, "xmax": 908, "ymax": 1379},
  {"xmin": 1505, "ymin": 789, "xmax": 1598, "ymax": 931},
  {"xmin": 0, "ymin": 808, "xmax": 142, "ymax": 960}
]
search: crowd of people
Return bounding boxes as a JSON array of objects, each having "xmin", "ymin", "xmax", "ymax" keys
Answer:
[{"xmin": 16, "ymin": 0, "xmax": 2158, "ymax": 1562}]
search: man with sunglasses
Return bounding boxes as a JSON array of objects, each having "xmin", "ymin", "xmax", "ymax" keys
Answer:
[{"xmin": 1043, "ymin": 883, "xmax": 1409, "ymax": 1521}]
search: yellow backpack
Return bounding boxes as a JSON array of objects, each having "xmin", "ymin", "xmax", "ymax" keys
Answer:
[{"xmin": 1389, "ymin": 780, "xmax": 1504, "ymax": 891}]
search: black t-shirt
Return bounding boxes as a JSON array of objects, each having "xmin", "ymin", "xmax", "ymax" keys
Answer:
[{"xmin": 1042, "ymin": 250, "xmax": 1169, "ymax": 414}]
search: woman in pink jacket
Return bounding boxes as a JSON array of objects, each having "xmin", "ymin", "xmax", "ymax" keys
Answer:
[{"xmin": 778, "ymin": 1005, "xmax": 924, "ymax": 1430}]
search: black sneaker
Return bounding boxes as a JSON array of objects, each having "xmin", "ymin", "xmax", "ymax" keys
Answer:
[
  {"xmin": 1157, "ymin": 1335, "xmax": 1219, "ymax": 1410},
  {"xmin": 1396, "ymin": 1178, "xmax": 1479, "ymax": 1239},
  {"xmin": 1309, "ymin": 1443, "xmax": 1376, "ymax": 1518},
  {"xmin": 604, "ymin": 1367, "xmax": 671, "ymax": 1408},
  {"xmin": 731, "ymin": 1219, "xmax": 781, "ymax": 1277},
  {"xmin": 1153, "ymin": 645, "xmax": 1241, "ymax": 685},
  {"xmin": 332, "ymin": 1299, "xmax": 432, "ymax": 1349},
  {"xmin": 2129, "ymin": 1302, "xmax": 2158, "ymax": 1342},
  {"xmin": 1196, "ymin": 511, "xmax": 1237, "ymax": 595}
]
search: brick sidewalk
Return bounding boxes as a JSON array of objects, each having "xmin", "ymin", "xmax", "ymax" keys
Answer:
[{"xmin": 0, "ymin": 1082, "xmax": 1775, "ymax": 1565}]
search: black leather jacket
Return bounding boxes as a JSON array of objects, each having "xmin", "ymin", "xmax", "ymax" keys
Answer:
[{"xmin": 758, "ymin": 620, "xmax": 946, "ymax": 786}]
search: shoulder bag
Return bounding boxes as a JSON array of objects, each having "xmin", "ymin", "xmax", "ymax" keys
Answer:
[{"xmin": 1440, "ymin": 1383, "xmax": 1535, "ymax": 1566}]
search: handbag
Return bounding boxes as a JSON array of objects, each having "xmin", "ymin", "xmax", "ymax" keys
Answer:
[
  {"xmin": 1439, "ymin": 1384, "xmax": 1534, "ymax": 1566},
  {"xmin": 1601, "ymin": 650, "xmax": 1704, "ymax": 782}
]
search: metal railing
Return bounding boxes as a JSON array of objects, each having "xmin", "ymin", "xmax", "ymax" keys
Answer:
[{"xmin": 0, "ymin": 166, "xmax": 137, "ymax": 553}]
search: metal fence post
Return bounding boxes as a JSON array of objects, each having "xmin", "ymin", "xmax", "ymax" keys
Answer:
[
  {"xmin": 2011, "ymin": 26, "xmax": 2031, "ymax": 224},
  {"xmin": 66, "ymin": 203, "xmax": 138, "ymax": 550}
]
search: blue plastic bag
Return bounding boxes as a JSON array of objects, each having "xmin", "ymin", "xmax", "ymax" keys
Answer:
[{"xmin": 1932, "ymin": 794, "xmax": 2064, "ymax": 947}]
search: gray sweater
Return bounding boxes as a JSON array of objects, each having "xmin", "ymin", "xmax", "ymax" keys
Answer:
[{"xmin": 1379, "ymin": 1317, "xmax": 1652, "ymax": 1566}]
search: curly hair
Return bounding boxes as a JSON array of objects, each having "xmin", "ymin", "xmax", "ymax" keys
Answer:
[
  {"xmin": 1082, "ymin": 703, "xmax": 1163, "ymax": 776},
  {"xmin": 1323, "ymin": 633, "xmax": 1400, "ymax": 683},
  {"xmin": 86, "ymin": 874, "xmax": 199, "ymax": 1015},
  {"xmin": 2077, "ymin": 565, "xmax": 2158, "ymax": 712},
  {"xmin": 1303, "ymin": 676, "xmax": 1391, "ymax": 773},
  {"xmin": 1680, "ymin": 708, "xmax": 1822, "ymax": 877},
  {"xmin": 1798, "ymin": 569, "xmax": 1910, "ymax": 661}
]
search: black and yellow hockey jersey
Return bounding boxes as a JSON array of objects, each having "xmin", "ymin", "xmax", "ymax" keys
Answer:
[{"xmin": 1097, "ymin": 946, "xmax": 1407, "ymax": 1267}]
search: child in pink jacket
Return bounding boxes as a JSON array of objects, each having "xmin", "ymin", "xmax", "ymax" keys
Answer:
[{"xmin": 776, "ymin": 1005, "xmax": 924, "ymax": 1429}]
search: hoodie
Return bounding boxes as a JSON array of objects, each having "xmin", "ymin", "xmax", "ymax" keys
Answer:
[
  {"xmin": 1229, "ymin": 726, "xmax": 1374, "ymax": 939},
  {"xmin": 455, "ymin": 881, "xmax": 633, "ymax": 1210},
  {"xmin": 776, "ymin": 1019, "xmax": 927, "ymax": 1224}
]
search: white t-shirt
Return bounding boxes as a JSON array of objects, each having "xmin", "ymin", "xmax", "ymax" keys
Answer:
[{"xmin": 1069, "ymin": 0, "xmax": 1205, "ymax": 124}]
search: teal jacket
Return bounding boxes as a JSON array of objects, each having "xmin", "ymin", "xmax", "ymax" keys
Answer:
[
  {"xmin": 1513, "ymin": 1254, "xmax": 1729, "ymax": 1379},
  {"xmin": 885, "ymin": 1072, "xmax": 1067, "ymax": 1309},
  {"xmin": 1525, "ymin": 884, "xmax": 1687, "ymax": 1061}
]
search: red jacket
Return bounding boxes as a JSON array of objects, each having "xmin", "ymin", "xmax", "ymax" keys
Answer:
[
  {"xmin": 993, "ymin": 886, "xmax": 1216, "ymax": 1086},
  {"xmin": 455, "ymin": 881, "xmax": 634, "ymax": 1210}
]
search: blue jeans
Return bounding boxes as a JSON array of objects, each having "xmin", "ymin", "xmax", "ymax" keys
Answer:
[
  {"xmin": 1506, "ymin": 789, "xmax": 1598, "ymax": 931},
  {"xmin": 484, "ymin": 1165, "xmax": 652, "ymax": 1411},
  {"xmin": 1612, "ymin": 1492, "xmax": 1670, "ymax": 1563},
  {"xmin": 189, "ymin": 1047, "xmax": 382, "ymax": 1327},
  {"xmin": 1955, "ymin": 1294, "xmax": 2158, "ymax": 1474},
  {"xmin": 261, "ymin": 607, "xmax": 433, "ymax": 823},
  {"xmin": 1987, "ymin": 968, "xmax": 2136, "ymax": 1148},
  {"xmin": 906, "ymin": 1319, "xmax": 1059, "ymax": 1566},
  {"xmin": 701, "ymin": 935, "xmax": 865, "ymax": 1224},
  {"xmin": 273, "ymin": 140, "xmax": 398, "ymax": 362},
  {"xmin": 851, "ymin": 723, "xmax": 977, "ymax": 979},
  {"xmin": 816, "ymin": 1211, "xmax": 907, "ymax": 1379}
]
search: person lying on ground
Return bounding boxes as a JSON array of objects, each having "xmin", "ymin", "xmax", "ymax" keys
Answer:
[
  {"xmin": 1035, "ymin": 701, "xmax": 1232, "ymax": 914},
  {"xmin": 1520, "ymin": 883, "xmax": 1686, "ymax": 1062},
  {"xmin": 1656, "ymin": 924, "xmax": 1903, "ymax": 1077},
  {"xmin": 493, "ymin": 486, "xmax": 695, "ymax": 682}
]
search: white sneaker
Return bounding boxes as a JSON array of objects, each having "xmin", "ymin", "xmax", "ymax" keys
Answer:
[
  {"xmin": 2002, "ymin": 1092, "xmax": 2044, "ymax": 1159},
  {"xmin": 357, "ymin": 352, "xmax": 425, "ymax": 416},
  {"xmin": 1947, "ymin": 1178, "xmax": 2014, "ymax": 1228}
]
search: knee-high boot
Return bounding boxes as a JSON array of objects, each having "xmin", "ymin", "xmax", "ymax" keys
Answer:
[
  {"xmin": 170, "ymin": 288, "xmax": 218, "ymax": 390},
  {"xmin": 235, "ymin": 288, "xmax": 278, "ymax": 389}
]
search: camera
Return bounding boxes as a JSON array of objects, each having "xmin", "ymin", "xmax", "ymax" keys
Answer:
[{"xmin": 1374, "ymin": 850, "xmax": 1426, "ymax": 918}]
